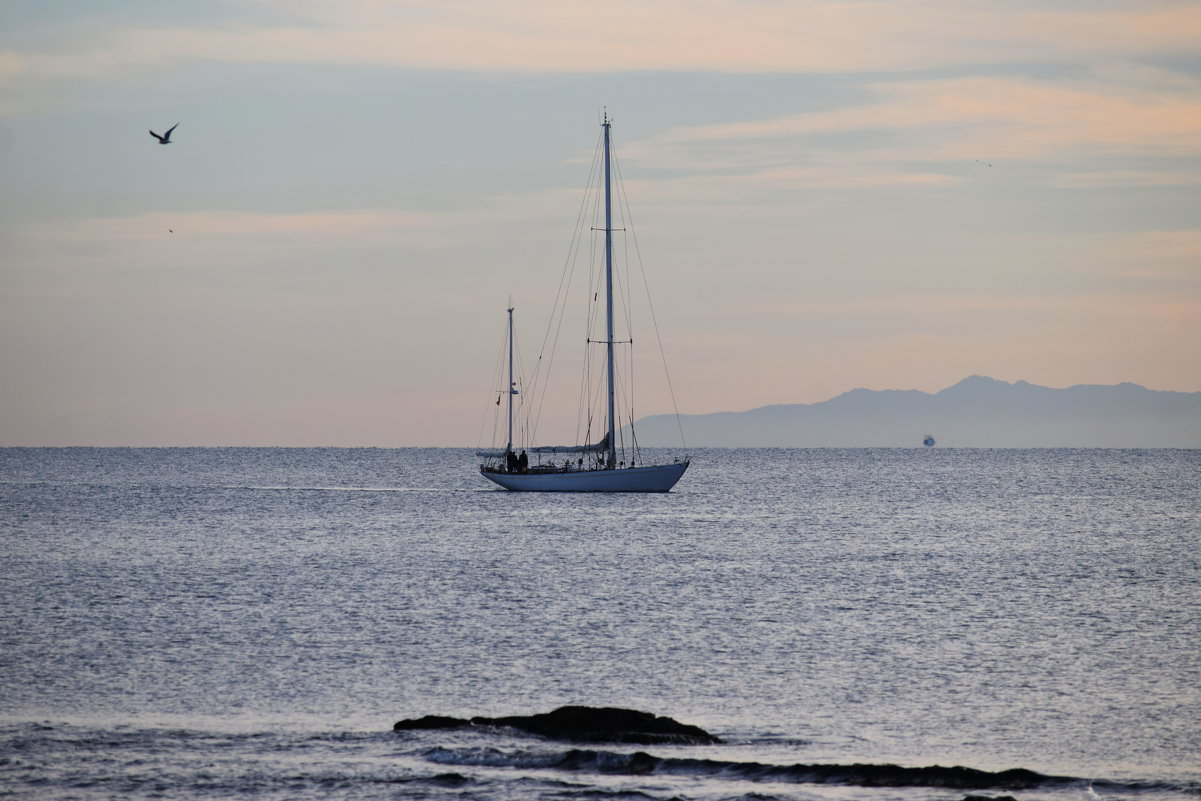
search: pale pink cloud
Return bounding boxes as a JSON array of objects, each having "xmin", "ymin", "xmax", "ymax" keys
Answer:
[
  {"xmin": 5, "ymin": 1, "xmax": 1201, "ymax": 82},
  {"xmin": 258, "ymin": 0, "xmax": 1201, "ymax": 72},
  {"xmin": 43, "ymin": 209, "xmax": 440, "ymax": 241},
  {"xmin": 642, "ymin": 72, "xmax": 1201, "ymax": 172},
  {"xmin": 1112, "ymin": 229, "xmax": 1201, "ymax": 265},
  {"xmin": 619, "ymin": 165, "xmax": 958, "ymax": 207},
  {"xmin": 774, "ymin": 291, "xmax": 1201, "ymax": 321},
  {"xmin": 1050, "ymin": 169, "xmax": 1201, "ymax": 188},
  {"xmin": 27, "ymin": 191, "xmax": 582, "ymax": 249}
]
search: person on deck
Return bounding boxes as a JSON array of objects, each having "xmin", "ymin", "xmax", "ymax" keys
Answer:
[{"xmin": 518, "ymin": 450, "xmax": 529, "ymax": 472}]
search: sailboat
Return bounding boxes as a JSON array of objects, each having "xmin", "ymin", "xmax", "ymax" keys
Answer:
[{"xmin": 477, "ymin": 115, "xmax": 689, "ymax": 492}]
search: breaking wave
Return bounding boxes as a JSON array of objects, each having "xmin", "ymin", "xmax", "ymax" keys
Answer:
[{"xmin": 423, "ymin": 746, "xmax": 1185, "ymax": 792}]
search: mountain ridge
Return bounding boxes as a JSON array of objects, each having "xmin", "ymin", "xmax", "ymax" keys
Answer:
[{"xmin": 632, "ymin": 376, "xmax": 1201, "ymax": 447}]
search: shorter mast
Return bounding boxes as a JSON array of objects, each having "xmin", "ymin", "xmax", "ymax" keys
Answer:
[{"xmin": 506, "ymin": 305, "xmax": 515, "ymax": 454}]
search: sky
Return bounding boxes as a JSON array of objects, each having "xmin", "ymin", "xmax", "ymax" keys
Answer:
[{"xmin": 2, "ymin": 0, "xmax": 1199, "ymax": 446}]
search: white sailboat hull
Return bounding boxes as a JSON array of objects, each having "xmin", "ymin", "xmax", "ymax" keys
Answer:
[{"xmin": 480, "ymin": 461, "xmax": 689, "ymax": 493}]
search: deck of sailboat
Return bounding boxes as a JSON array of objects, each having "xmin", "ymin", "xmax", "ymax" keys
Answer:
[{"xmin": 480, "ymin": 461, "xmax": 689, "ymax": 493}]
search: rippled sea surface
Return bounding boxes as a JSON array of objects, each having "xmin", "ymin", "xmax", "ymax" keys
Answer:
[{"xmin": 2, "ymin": 448, "xmax": 1198, "ymax": 801}]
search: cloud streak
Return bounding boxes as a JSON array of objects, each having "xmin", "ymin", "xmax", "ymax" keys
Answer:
[
  {"xmin": 646, "ymin": 70, "xmax": 1201, "ymax": 167},
  {"xmin": 4, "ymin": 0, "xmax": 1201, "ymax": 85},
  {"xmin": 21, "ymin": 189, "xmax": 586, "ymax": 251}
]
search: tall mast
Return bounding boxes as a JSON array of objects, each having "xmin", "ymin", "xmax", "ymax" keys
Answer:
[
  {"xmin": 506, "ymin": 304, "xmax": 515, "ymax": 454},
  {"xmin": 603, "ymin": 112, "xmax": 617, "ymax": 469}
]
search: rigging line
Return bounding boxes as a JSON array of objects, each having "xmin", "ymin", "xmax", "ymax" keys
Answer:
[
  {"xmin": 575, "ymin": 176, "xmax": 604, "ymax": 449},
  {"xmin": 583, "ymin": 408, "xmax": 594, "ymax": 458},
  {"xmin": 577, "ymin": 349, "xmax": 592, "ymax": 455},
  {"xmin": 612, "ymin": 144, "xmax": 689, "ymax": 455},
  {"xmin": 618, "ymin": 372, "xmax": 639, "ymax": 464},
  {"xmin": 619, "ymin": 356, "xmax": 639, "ymax": 460},
  {"xmin": 610, "ymin": 142, "xmax": 640, "ymax": 456},
  {"xmin": 613, "ymin": 368, "xmax": 626, "ymax": 458},
  {"xmin": 611, "ymin": 199, "xmax": 633, "ymax": 345},
  {"xmin": 628, "ymin": 416, "xmax": 642, "ymax": 464},
  {"xmin": 614, "ymin": 212, "xmax": 636, "ymax": 441},
  {"xmin": 608, "ymin": 256, "xmax": 635, "ymax": 446},
  {"xmin": 512, "ymin": 319, "xmax": 529, "ymax": 449},
  {"xmin": 575, "ymin": 268, "xmax": 594, "ymax": 450},
  {"xmin": 526, "ymin": 130, "xmax": 604, "ymax": 445},
  {"xmin": 488, "ymin": 400, "xmax": 501, "ymax": 457},
  {"xmin": 484, "ymin": 341, "xmax": 504, "ymax": 456},
  {"xmin": 526, "ymin": 132, "xmax": 603, "ymax": 411},
  {"xmin": 610, "ymin": 132, "xmax": 636, "ymax": 350},
  {"xmin": 476, "ymin": 312, "xmax": 513, "ymax": 451},
  {"xmin": 530, "ymin": 163, "xmax": 595, "ymax": 444},
  {"xmin": 482, "ymin": 333, "xmax": 506, "ymax": 457},
  {"xmin": 615, "ymin": 359, "xmax": 639, "ymax": 461},
  {"xmin": 594, "ymin": 359, "xmax": 609, "ymax": 449},
  {"xmin": 579, "ymin": 174, "xmax": 607, "ymax": 448},
  {"xmin": 550, "ymin": 206, "xmax": 595, "ymax": 451}
]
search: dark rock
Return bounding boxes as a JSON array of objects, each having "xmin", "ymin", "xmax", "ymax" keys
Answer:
[
  {"xmin": 392, "ymin": 705, "xmax": 721, "ymax": 745},
  {"xmin": 474, "ymin": 705, "xmax": 721, "ymax": 745},
  {"xmin": 425, "ymin": 773, "xmax": 473, "ymax": 787},
  {"xmin": 392, "ymin": 714, "xmax": 470, "ymax": 731}
]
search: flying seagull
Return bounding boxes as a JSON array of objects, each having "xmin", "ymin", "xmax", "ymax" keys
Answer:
[{"xmin": 149, "ymin": 123, "xmax": 179, "ymax": 144}]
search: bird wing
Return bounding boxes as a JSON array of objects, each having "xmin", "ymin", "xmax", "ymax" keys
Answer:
[
  {"xmin": 149, "ymin": 129, "xmax": 162, "ymax": 139},
  {"xmin": 165, "ymin": 123, "xmax": 179, "ymax": 137}
]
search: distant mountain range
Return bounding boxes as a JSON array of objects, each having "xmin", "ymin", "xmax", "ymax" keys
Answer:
[{"xmin": 631, "ymin": 375, "xmax": 1201, "ymax": 447}]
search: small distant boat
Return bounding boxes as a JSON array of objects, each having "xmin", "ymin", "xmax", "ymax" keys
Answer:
[
  {"xmin": 477, "ymin": 114, "xmax": 689, "ymax": 492},
  {"xmin": 923, "ymin": 434, "xmax": 936, "ymax": 447}
]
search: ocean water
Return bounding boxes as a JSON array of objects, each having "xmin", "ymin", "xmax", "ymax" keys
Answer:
[{"xmin": 1, "ymin": 447, "xmax": 1198, "ymax": 801}]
